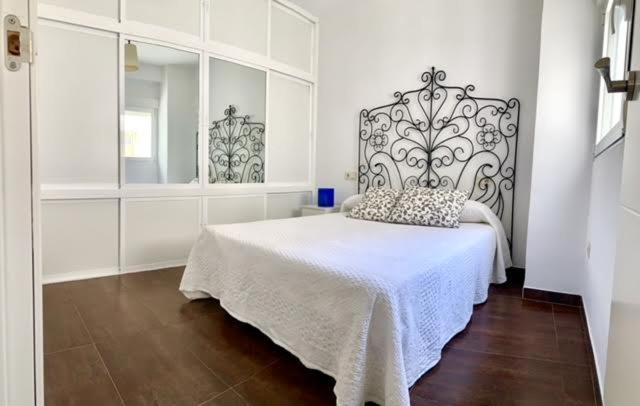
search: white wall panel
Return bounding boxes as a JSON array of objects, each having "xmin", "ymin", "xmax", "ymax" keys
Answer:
[
  {"xmin": 42, "ymin": 200, "xmax": 119, "ymax": 279},
  {"xmin": 270, "ymin": 3, "xmax": 313, "ymax": 72},
  {"xmin": 584, "ymin": 141, "xmax": 624, "ymax": 383},
  {"xmin": 210, "ymin": 0, "xmax": 268, "ymax": 55},
  {"xmin": 207, "ymin": 196, "xmax": 265, "ymax": 224},
  {"xmin": 39, "ymin": 0, "xmax": 118, "ymax": 18},
  {"xmin": 266, "ymin": 192, "xmax": 311, "ymax": 219},
  {"xmin": 126, "ymin": 0, "xmax": 201, "ymax": 36},
  {"xmin": 267, "ymin": 74, "xmax": 311, "ymax": 183},
  {"xmin": 124, "ymin": 198, "xmax": 201, "ymax": 267},
  {"xmin": 37, "ymin": 23, "xmax": 118, "ymax": 185},
  {"xmin": 605, "ymin": 208, "xmax": 640, "ymax": 404},
  {"xmin": 525, "ymin": 0, "xmax": 600, "ymax": 294}
]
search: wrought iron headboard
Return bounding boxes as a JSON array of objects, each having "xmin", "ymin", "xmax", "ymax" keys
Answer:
[
  {"xmin": 358, "ymin": 67, "xmax": 520, "ymax": 241},
  {"xmin": 209, "ymin": 105, "xmax": 265, "ymax": 184}
]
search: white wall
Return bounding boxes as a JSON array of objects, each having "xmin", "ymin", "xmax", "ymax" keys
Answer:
[
  {"xmin": 525, "ymin": 0, "xmax": 601, "ymax": 294},
  {"xmin": 289, "ymin": 0, "xmax": 543, "ymax": 267},
  {"xmin": 584, "ymin": 140, "xmax": 624, "ymax": 385}
]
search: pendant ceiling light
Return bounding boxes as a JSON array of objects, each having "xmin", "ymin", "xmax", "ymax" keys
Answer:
[{"xmin": 124, "ymin": 40, "xmax": 139, "ymax": 72}]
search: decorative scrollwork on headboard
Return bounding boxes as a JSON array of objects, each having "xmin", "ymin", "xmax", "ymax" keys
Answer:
[
  {"xmin": 358, "ymin": 67, "xmax": 520, "ymax": 240},
  {"xmin": 209, "ymin": 105, "xmax": 265, "ymax": 183}
]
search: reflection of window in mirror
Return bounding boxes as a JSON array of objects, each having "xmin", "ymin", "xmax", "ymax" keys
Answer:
[
  {"xmin": 124, "ymin": 41, "xmax": 199, "ymax": 184},
  {"xmin": 124, "ymin": 110, "xmax": 154, "ymax": 158},
  {"xmin": 209, "ymin": 58, "xmax": 266, "ymax": 184}
]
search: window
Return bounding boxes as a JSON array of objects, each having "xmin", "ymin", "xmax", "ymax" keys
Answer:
[
  {"xmin": 596, "ymin": 0, "xmax": 633, "ymax": 154},
  {"xmin": 124, "ymin": 110, "xmax": 153, "ymax": 158}
]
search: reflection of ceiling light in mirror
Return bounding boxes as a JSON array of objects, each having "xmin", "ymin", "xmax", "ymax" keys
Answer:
[{"xmin": 125, "ymin": 41, "xmax": 139, "ymax": 72}]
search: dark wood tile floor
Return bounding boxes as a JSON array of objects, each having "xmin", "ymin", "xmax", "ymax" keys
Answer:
[{"xmin": 44, "ymin": 267, "xmax": 599, "ymax": 406}]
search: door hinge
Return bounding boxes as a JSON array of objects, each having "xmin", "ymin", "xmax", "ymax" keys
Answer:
[{"xmin": 4, "ymin": 14, "xmax": 32, "ymax": 72}]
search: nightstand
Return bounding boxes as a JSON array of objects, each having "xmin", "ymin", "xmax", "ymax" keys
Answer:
[{"xmin": 301, "ymin": 205, "xmax": 340, "ymax": 216}]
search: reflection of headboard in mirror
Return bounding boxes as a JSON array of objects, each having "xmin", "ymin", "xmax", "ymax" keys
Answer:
[
  {"xmin": 358, "ymin": 67, "xmax": 520, "ymax": 242},
  {"xmin": 209, "ymin": 105, "xmax": 265, "ymax": 183}
]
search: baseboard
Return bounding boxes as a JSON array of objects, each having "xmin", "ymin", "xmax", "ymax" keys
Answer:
[
  {"xmin": 522, "ymin": 287, "xmax": 583, "ymax": 307},
  {"xmin": 41, "ymin": 260, "xmax": 187, "ymax": 284},
  {"xmin": 581, "ymin": 303, "xmax": 604, "ymax": 406},
  {"xmin": 42, "ymin": 267, "xmax": 120, "ymax": 284},
  {"xmin": 121, "ymin": 259, "xmax": 186, "ymax": 274}
]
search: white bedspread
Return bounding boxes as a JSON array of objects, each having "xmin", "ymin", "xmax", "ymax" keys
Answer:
[{"xmin": 180, "ymin": 212, "xmax": 510, "ymax": 406}]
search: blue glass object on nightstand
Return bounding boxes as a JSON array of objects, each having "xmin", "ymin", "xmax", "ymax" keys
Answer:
[{"xmin": 318, "ymin": 188, "xmax": 335, "ymax": 207}]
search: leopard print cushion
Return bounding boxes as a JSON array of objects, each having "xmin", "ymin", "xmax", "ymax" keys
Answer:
[
  {"xmin": 387, "ymin": 187, "xmax": 469, "ymax": 228},
  {"xmin": 348, "ymin": 187, "xmax": 400, "ymax": 222}
]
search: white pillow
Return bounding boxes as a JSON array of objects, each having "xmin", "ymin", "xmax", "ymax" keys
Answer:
[
  {"xmin": 340, "ymin": 194, "xmax": 364, "ymax": 212},
  {"xmin": 459, "ymin": 199, "xmax": 489, "ymax": 223},
  {"xmin": 343, "ymin": 194, "xmax": 500, "ymax": 225}
]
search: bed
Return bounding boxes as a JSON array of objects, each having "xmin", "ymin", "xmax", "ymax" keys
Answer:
[
  {"xmin": 181, "ymin": 206, "xmax": 510, "ymax": 405},
  {"xmin": 180, "ymin": 68, "xmax": 520, "ymax": 405}
]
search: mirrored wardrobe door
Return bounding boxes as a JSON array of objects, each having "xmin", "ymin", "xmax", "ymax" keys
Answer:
[
  {"xmin": 208, "ymin": 58, "xmax": 266, "ymax": 184},
  {"xmin": 123, "ymin": 41, "xmax": 200, "ymax": 184}
]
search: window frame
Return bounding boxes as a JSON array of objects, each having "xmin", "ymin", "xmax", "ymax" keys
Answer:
[
  {"xmin": 595, "ymin": 0, "xmax": 635, "ymax": 157},
  {"xmin": 123, "ymin": 107, "xmax": 157, "ymax": 161}
]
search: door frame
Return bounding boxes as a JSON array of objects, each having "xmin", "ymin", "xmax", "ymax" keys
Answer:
[{"xmin": 0, "ymin": 0, "xmax": 42, "ymax": 403}]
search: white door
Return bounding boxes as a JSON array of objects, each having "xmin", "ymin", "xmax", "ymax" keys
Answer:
[
  {"xmin": 0, "ymin": 0, "xmax": 40, "ymax": 404},
  {"xmin": 604, "ymin": 1, "xmax": 640, "ymax": 405}
]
